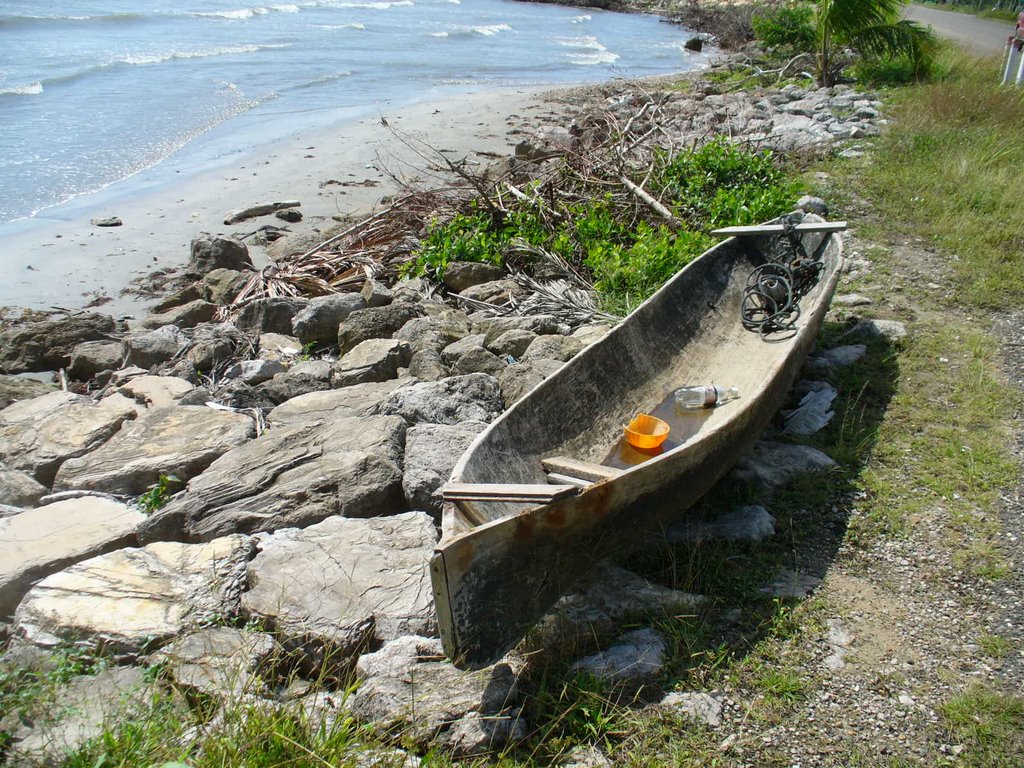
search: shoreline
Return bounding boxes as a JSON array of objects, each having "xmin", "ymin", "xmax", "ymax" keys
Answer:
[{"xmin": 0, "ymin": 84, "xmax": 584, "ymax": 318}]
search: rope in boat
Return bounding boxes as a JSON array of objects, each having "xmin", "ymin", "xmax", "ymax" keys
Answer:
[{"xmin": 740, "ymin": 213, "xmax": 826, "ymax": 337}]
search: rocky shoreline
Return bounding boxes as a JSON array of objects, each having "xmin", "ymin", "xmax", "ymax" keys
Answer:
[{"xmin": 0, "ymin": 61, "xmax": 897, "ymax": 765}]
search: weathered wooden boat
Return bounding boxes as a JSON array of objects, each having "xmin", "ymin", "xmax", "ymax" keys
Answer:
[{"xmin": 431, "ymin": 214, "xmax": 846, "ymax": 667}]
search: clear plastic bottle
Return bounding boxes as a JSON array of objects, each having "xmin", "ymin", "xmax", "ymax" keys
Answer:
[{"xmin": 673, "ymin": 384, "xmax": 740, "ymax": 410}]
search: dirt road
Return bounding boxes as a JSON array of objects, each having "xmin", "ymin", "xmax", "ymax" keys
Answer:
[{"xmin": 906, "ymin": 3, "xmax": 1015, "ymax": 57}]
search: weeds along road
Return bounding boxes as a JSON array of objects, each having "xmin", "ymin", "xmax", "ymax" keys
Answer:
[{"xmin": 906, "ymin": 3, "xmax": 1015, "ymax": 57}]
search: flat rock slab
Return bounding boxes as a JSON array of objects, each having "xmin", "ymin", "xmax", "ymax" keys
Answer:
[
  {"xmin": 13, "ymin": 535, "xmax": 254, "ymax": 655},
  {"xmin": 730, "ymin": 440, "xmax": 837, "ymax": 494},
  {"xmin": 119, "ymin": 375, "xmax": 196, "ymax": 408},
  {"xmin": 267, "ymin": 378, "xmax": 413, "ymax": 427},
  {"xmin": 6, "ymin": 665, "xmax": 157, "ymax": 765},
  {"xmin": 349, "ymin": 635, "xmax": 523, "ymax": 753},
  {"xmin": 807, "ymin": 344, "xmax": 867, "ymax": 372},
  {"xmin": 0, "ymin": 497, "xmax": 144, "ymax": 619},
  {"xmin": 783, "ymin": 381, "xmax": 838, "ymax": 436},
  {"xmin": 0, "ymin": 391, "xmax": 136, "ymax": 486},
  {"xmin": 667, "ymin": 504, "xmax": 776, "ymax": 545},
  {"xmin": 53, "ymin": 406, "xmax": 254, "ymax": 495},
  {"xmin": 140, "ymin": 415, "xmax": 406, "ymax": 542},
  {"xmin": 151, "ymin": 626, "xmax": 278, "ymax": 698},
  {"xmin": 570, "ymin": 627, "xmax": 666, "ymax": 686},
  {"xmin": 243, "ymin": 511, "xmax": 438, "ymax": 653}
]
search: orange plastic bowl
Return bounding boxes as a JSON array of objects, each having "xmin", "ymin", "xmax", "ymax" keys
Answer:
[{"xmin": 624, "ymin": 414, "xmax": 670, "ymax": 450}]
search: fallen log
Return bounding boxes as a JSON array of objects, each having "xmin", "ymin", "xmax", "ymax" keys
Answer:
[{"xmin": 224, "ymin": 200, "xmax": 301, "ymax": 225}]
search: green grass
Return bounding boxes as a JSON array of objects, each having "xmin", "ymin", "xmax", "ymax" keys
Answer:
[{"xmin": 940, "ymin": 684, "xmax": 1024, "ymax": 766}]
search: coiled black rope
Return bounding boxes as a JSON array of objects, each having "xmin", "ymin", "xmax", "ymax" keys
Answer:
[{"xmin": 740, "ymin": 214, "xmax": 825, "ymax": 337}]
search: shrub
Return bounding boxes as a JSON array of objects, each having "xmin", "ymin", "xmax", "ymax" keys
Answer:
[{"xmin": 752, "ymin": 1, "xmax": 816, "ymax": 53}]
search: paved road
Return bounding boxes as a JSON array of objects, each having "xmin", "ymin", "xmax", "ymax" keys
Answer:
[{"xmin": 905, "ymin": 4, "xmax": 1015, "ymax": 57}]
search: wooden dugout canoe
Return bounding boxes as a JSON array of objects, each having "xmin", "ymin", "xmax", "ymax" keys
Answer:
[{"xmin": 431, "ymin": 215, "xmax": 845, "ymax": 668}]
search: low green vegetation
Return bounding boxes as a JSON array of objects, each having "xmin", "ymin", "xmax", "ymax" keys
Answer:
[{"xmin": 408, "ymin": 138, "xmax": 797, "ymax": 314}]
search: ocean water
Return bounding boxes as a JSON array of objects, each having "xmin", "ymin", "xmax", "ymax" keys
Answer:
[{"xmin": 0, "ymin": 0, "xmax": 707, "ymax": 225}]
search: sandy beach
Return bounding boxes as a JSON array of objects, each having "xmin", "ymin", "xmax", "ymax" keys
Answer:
[{"xmin": 0, "ymin": 85, "xmax": 570, "ymax": 317}]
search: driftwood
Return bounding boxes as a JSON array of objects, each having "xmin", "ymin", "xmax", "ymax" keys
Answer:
[{"xmin": 223, "ymin": 200, "xmax": 301, "ymax": 225}]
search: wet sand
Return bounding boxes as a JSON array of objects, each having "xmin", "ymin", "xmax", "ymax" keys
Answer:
[{"xmin": 0, "ymin": 86, "xmax": 563, "ymax": 317}]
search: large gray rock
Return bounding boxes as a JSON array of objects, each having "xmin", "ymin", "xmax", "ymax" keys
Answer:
[
  {"xmin": 453, "ymin": 346, "xmax": 506, "ymax": 376},
  {"xmin": 53, "ymin": 406, "xmax": 254, "ymax": 495},
  {"xmin": 570, "ymin": 627, "xmax": 666, "ymax": 686},
  {"xmin": 806, "ymin": 344, "xmax": 867, "ymax": 372},
  {"xmin": 570, "ymin": 323, "xmax": 613, "ymax": 347},
  {"xmin": 844, "ymin": 318, "xmax": 908, "ymax": 341},
  {"xmin": 5, "ymin": 666, "xmax": 158, "ymax": 765},
  {"xmin": 151, "ymin": 626, "xmax": 278, "ymax": 698},
  {"xmin": 138, "ymin": 299, "xmax": 217, "ymax": 331},
  {"xmin": 349, "ymin": 636, "xmax": 523, "ymax": 753},
  {"xmin": 189, "ymin": 232, "xmax": 254, "ymax": 274},
  {"xmin": 267, "ymin": 378, "xmax": 412, "ymax": 427},
  {"xmin": 139, "ymin": 415, "xmax": 407, "ymax": 542},
  {"xmin": 123, "ymin": 325, "xmax": 188, "ymax": 369},
  {"xmin": 0, "ymin": 498, "xmax": 144, "ymax": 618},
  {"xmin": 331, "ymin": 338, "xmax": 411, "ymax": 388},
  {"xmin": 257, "ymin": 367, "xmax": 332, "ymax": 405},
  {"xmin": 783, "ymin": 381, "xmax": 837, "ymax": 436},
  {"xmin": 497, "ymin": 359, "xmax": 563, "ymax": 407},
  {"xmin": 291, "ymin": 293, "xmax": 367, "ymax": 346},
  {"xmin": 441, "ymin": 334, "xmax": 486, "ymax": 366},
  {"xmin": 13, "ymin": 535, "xmax": 254, "ymax": 654},
  {"xmin": 0, "ymin": 469, "xmax": 47, "ymax": 508},
  {"xmin": 0, "ymin": 312, "xmax": 117, "ymax": 373},
  {"xmin": 337, "ymin": 304, "xmax": 425, "ymax": 354},
  {"xmin": 408, "ymin": 349, "xmax": 448, "ymax": 381},
  {"xmin": 185, "ymin": 322, "xmax": 240, "ymax": 371},
  {"xmin": 402, "ymin": 421, "xmax": 487, "ymax": 514},
  {"xmin": 522, "ymin": 334, "xmax": 584, "ymax": 362},
  {"xmin": 443, "ymin": 261, "xmax": 506, "ymax": 292},
  {"xmin": 119, "ymin": 375, "xmax": 194, "ymax": 408},
  {"xmin": 201, "ymin": 268, "xmax": 251, "ymax": 305},
  {"xmin": 224, "ymin": 359, "xmax": 288, "ymax": 386},
  {"xmin": 478, "ymin": 315, "xmax": 566, "ymax": 346},
  {"xmin": 361, "ymin": 278, "xmax": 393, "ymax": 308},
  {"xmin": 371, "ymin": 374, "xmax": 503, "ymax": 425},
  {"xmin": 659, "ymin": 691, "xmax": 724, "ymax": 727},
  {"xmin": 486, "ymin": 329, "xmax": 536, "ymax": 359},
  {"xmin": 236, "ymin": 297, "xmax": 310, "ymax": 336},
  {"xmin": 395, "ymin": 312, "xmax": 471, "ymax": 355},
  {"xmin": 458, "ymin": 278, "xmax": 523, "ymax": 304},
  {"xmin": 68, "ymin": 341, "xmax": 124, "ymax": 381},
  {"xmin": 730, "ymin": 440, "xmax": 837, "ymax": 494},
  {"xmin": 0, "ymin": 374, "xmax": 55, "ymax": 409},
  {"xmin": 243, "ymin": 511, "xmax": 438, "ymax": 652},
  {"xmin": 0, "ymin": 392, "xmax": 136, "ymax": 485},
  {"xmin": 667, "ymin": 504, "xmax": 776, "ymax": 545}
]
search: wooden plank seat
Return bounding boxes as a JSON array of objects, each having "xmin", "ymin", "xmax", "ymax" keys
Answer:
[
  {"xmin": 541, "ymin": 456, "xmax": 624, "ymax": 485},
  {"xmin": 442, "ymin": 482, "xmax": 579, "ymax": 505}
]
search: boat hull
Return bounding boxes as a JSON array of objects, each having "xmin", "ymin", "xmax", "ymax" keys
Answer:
[{"xmin": 431, "ymin": 219, "xmax": 844, "ymax": 667}]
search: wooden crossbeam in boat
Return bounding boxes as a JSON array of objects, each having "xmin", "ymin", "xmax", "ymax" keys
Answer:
[
  {"xmin": 442, "ymin": 482, "xmax": 579, "ymax": 504},
  {"xmin": 545, "ymin": 472, "xmax": 591, "ymax": 488},
  {"xmin": 711, "ymin": 221, "xmax": 847, "ymax": 236},
  {"xmin": 541, "ymin": 456, "xmax": 623, "ymax": 483}
]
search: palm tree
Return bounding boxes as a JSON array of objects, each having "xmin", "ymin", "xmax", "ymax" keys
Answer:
[{"xmin": 814, "ymin": 0, "xmax": 937, "ymax": 86}]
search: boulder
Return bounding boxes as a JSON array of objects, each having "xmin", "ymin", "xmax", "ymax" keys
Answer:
[
  {"xmin": 391, "ymin": 277, "xmax": 428, "ymax": 303},
  {"xmin": 843, "ymin": 318, "xmax": 908, "ymax": 341},
  {"xmin": 0, "ymin": 392, "xmax": 136, "ymax": 486},
  {"xmin": 458, "ymin": 279, "xmax": 523, "ymax": 304},
  {"xmin": 236, "ymin": 297, "xmax": 310, "ymax": 336},
  {"xmin": 257, "ymin": 332, "xmax": 302, "ymax": 362},
  {"xmin": 453, "ymin": 346, "xmax": 506, "ymax": 376},
  {"xmin": 188, "ymin": 232, "xmax": 254, "ymax": 275},
  {"xmin": 138, "ymin": 299, "xmax": 217, "ymax": 331},
  {"xmin": 478, "ymin": 315, "xmax": 566, "ymax": 346},
  {"xmin": 570, "ymin": 627, "xmax": 666, "ymax": 687},
  {"xmin": 257, "ymin": 369, "xmax": 332, "ymax": 405},
  {"xmin": 331, "ymin": 339, "xmax": 411, "ymax": 388},
  {"xmin": 337, "ymin": 304, "xmax": 425, "ymax": 354},
  {"xmin": 361, "ymin": 279, "xmax": 393, "ymax": 308},
  {"xmin": 402, "ymin": 421, "xmax": 487, "ymax": 514},
  {"xmin": 523, "ymin": 334, "xmax": 584, "ymax": 362},
  {"xmin": 0, "ymin": 312, "xmax": 117, "ymax": 373},
  {"xmin": 201, "ymin": 268, "xmax": 251, "ymax": 305},
  {"xmin": 659, "ymin": 691, "xmax": 724, "ymax": 727},
  {"xmin": 4, "ymin": 666, "xmax": 159, "ymax": 764},
  {"xmin": 13, "ymin": 535, "xmax": 254, "ymax": 655},
  {"xmin": 224, "ymin": 359, "xmax": 288, "ymax": 386},
  {"xmin": 68, "ymin": 341, "xmax": 124, "ymax": 381},
  {"xmin": 53, "ymin": 406, "xmax": 254, "ymax": 495},
  {"xmin": 243, "ymin": 511, "xmax": 438, "ymax": 653},
  {"xmin": 267, "ymin": 378, "xmax": 412, "ymax": 427},
  {"xmin": 486, "ymin": 329, "xmax": 536, "ymax": 359},
  {"xmin": 0, "ymin": 469, "xmax": 46, "ymax": 508},
  {"xmin": 570, "ymin": 323, "xmax": 613, "ymax": 347},
  {"xmin": 730, "ymin": 440, "xmax": 837, "ymax": 494},
  {"xmin": 185, "ymin": 322, "xmax": 241, "ymax": 371},
  {"xmin": 149, "ymin": 284, "xmax": 203, "ymax": 315},
  {"xmin": 667, "ymin": 504, "xmax": 776, "ymax": 545},
  {"xmin": 806, "ymin": 344, "xmax": 866, "ymax": 372},
  {"xmin": 783, "ymin": 381, "xmax": 838, "ymax": 436},
  {"xmin": 0, "ymin": 374, "xmax": 56, "ymax": 409},
  {"xmin": 291, "ymin": 293, "xmax": 367, "ymax": 346},
  {"xmin": 0, "ymin": 498, "xmax": 144, "ymax": 618},
  {"xmin": 123, "ymin": 325, "xmax": 188, "ymax": 369},
  {"xmin": 348, "ymin": 636, "xmax": 523, "ymax": 753},
  {"xmin": 407, "ymin": 349, "xmax": 448, "ymax": 381},
  {"xmin": 831, "ymin": 293, "xmax": 873, "ymax": 307},
  {"xmin": 497, "ymin": 359, "xmax": 563, "ymax": 407},
  {"xmin": 441, "ymin": 334, "xmax": 486, "ymax": 366},
  {"xmin": 151, "ymin": 626, "xmax": 279, "ymax": 698},
  {"xmin": 371, "ymin": 373, "xmax": 503, "ymax": 425},
  {"xmin": 443, "ymin": 262, "xmax": 506, "ymax": 292},
  {"xmin": 119, "ymin": 375, "xmax": 194, "ymax": 408},
  {"xmin": 394, "ymin": 311, "xmax": 471, "ymax": 354},
  {"xmin": 139, "ymin": 415, "xmax": 407, "ymax": 542}
]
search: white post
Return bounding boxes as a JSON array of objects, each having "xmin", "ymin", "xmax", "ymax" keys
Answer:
[
  {"xmin": 1003, "ymin": 41, "xmax": 1020, "ymax": 85},
  {"xmin": 1017, "ymin": 43, "xmax": 1024, "ymax": 85}
]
